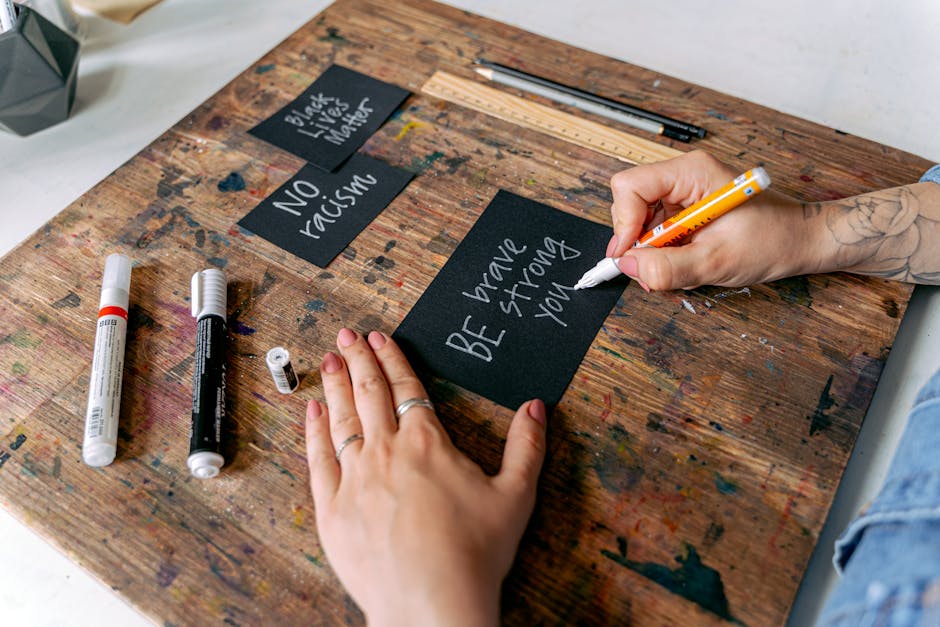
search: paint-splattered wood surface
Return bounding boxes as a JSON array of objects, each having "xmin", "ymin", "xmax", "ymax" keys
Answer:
[{"xmin": 0, "ymin": 0, "xmax": 930, "ymax": 625}]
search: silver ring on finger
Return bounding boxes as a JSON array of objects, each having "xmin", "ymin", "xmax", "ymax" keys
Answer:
[
  {"xmin": 335, "ymin": 433, "xmax": 364, "ymax": 461},
  {"xmin": 395, "ymin": 397, "xmax": 434, "ymax": 419}
]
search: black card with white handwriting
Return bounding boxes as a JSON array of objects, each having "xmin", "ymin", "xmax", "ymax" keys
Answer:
[
  {"xmin": 238, "ymin": 153, "xmax": 413, "ymax": 267},
  {"xmin": 394, "ymin": 191, "xmax": 628, "ymax": 409},
  {"xmin": 249, "ymin": 65, "xmax": 410, "ymax": 171}
]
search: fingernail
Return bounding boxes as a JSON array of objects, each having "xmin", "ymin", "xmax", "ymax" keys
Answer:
[
  {"xmin": 322, "ymin": 352, "xmax": 341, "ymax": 373},
  {"xmin": 528, "ymin": 399, "xmax": 546, "ymax": 425},
  {"xmin": 337, "ymin": 328, "xmax": 357, "ymax": 348},
  {"xmin": 618, "ymin": 255, "xmax": 639, "ymax": 279},
  {"xmin": 605, "ymin": 233, "xmax": 621, "ymax": 257},
  {"xmin": 307, "ymin": 399, "xmax": 322, "ymax": 419},
  {"xmin": 367, "ymin": 331, "xmax": 387, "ymax": 350},
  {"xmin": 618, "ymin": 256, "xmax": 651, "ymax": 292}
]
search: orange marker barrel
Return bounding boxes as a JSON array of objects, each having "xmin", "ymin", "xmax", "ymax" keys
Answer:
[{"xmin": 635, "ymin": 167, "xmax": 771, "ymax": 248}]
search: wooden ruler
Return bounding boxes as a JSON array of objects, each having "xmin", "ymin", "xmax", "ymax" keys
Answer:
[{"xmin": 421, "ymin": 71, "xmax": 684, "ymax": 165}]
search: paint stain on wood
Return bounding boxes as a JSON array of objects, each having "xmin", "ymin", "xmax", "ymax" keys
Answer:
[
  {"xmin": 808, "ymin": 374, "xmax": 836, "ymax": 435},
  {"xmin": 218, "ymin": 172, "xmax": 247, "ymax": 193},
  {"xmin": 602, "ymin": 537, "xmax": 742, "ymax": 624}
]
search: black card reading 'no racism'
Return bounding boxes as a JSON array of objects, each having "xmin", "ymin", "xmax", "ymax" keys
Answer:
[
  {"xmin": 394, "ymin": 191, "xmax": 628, "ymax": 409},
  {"xmin": 238, "ymin": 153, "xmax": 413, "ymax": 267},
  {"xmin": 249, "ymin": 65, "xmax": 410, "ymax": 172}
]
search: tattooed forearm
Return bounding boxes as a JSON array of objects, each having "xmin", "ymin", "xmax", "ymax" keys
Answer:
[{"xmin": 805, "ymin": 182, "xmax": 940, "ymax": 284}]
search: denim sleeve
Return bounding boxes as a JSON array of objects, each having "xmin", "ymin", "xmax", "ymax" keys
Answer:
[
  {"xmin": 921, "ymin": 164, "xmax": 940, "ymax": 185},
  {"xmin": 818, "ymin": 366, "xmax": 940, "ymax": 625}
]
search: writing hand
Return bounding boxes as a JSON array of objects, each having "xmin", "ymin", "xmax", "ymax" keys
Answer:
[
  {"xmin": 305, "ymin": 328, "xmax": 547, "ymax": 626},
  {"xmin": 607, "ymin": 150, "xmax": 812, "ymax": 290},
  {"xmin": 608, "ymin": 151, "xmax": 940, "ymax": 289}
]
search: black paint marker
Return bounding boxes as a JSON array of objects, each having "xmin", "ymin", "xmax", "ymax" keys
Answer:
[{"xmin": 188, "ymin": 268, "xmax": 227, "ymax": 479}]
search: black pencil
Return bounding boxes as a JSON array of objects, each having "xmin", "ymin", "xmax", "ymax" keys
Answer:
[{"xmin": 476, "ymin": 58, "xmax": 706, "ymax": 140}]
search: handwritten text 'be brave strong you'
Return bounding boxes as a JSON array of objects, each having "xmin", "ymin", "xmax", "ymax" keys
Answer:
[{"xmin": 447, "ymin": 237, "xmax": 582, "ymax": 362}]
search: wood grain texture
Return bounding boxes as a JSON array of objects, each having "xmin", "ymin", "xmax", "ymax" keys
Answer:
[{"xmin": 0, "ymin": 0, "xmax": 930, "ymax": 625}]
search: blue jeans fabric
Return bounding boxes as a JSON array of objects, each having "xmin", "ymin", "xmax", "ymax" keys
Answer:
[
  {"xmin": 819, "ymin": 367, "xmax": 940, "ymax": 626},
  {"xmin": 921, "ymin": 165, "xmax": 940, "ymax": 185},
  {"xmin": 818, "ymin": 167, "xmax": 940, "ymax": 626}
]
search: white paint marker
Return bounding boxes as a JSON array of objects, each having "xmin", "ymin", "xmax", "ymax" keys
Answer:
[
  {"xmin": 188, "ymin": 269, "xmax": 227, "ymax": 479},
  {"xmin": 83, "ymin": 253, "xmax": 132, "ymax": 467},
  {"xmin": 0, "ymin": 0, "xmax": 16, "ymax": 33}
]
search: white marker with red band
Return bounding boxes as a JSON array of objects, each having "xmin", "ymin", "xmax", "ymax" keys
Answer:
[{"xmin": 83, "ymin": 253, "xmax": 131, "ymax": 467}]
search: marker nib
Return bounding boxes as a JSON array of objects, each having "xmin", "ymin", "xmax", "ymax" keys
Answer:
[{"xmin": 573, "ymin": 278, "xmax": 591, "ymax": 290}]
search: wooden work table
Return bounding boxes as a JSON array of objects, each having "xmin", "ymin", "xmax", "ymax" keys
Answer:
[{"xmin": 0, "ymin": 0, "xmax": 933, "ymax": 624}]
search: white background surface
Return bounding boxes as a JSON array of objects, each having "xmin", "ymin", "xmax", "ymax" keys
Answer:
[{"xmin": 1, "ymin": 1, "xmax": 939, "ymax": 625}]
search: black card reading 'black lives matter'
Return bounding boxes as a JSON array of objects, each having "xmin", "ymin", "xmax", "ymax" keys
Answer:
[
  {"xmin": 249, "ymin": 65, "xmax": 410, "ymax": 172},
  {"xmin": 238, "ymin": 153, "xmax": 413, "ymax": 267},
  {"xmin": 394, "ymin": 191, "xmax": 628, "ymax": 409}
]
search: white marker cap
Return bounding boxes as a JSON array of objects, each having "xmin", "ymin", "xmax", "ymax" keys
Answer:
[
  {"xmin": 83, "ymin": 442, "xmax": 116, "ymax": 467},
  {"xmin": 99, "ymin": 253, "xmax": 131, "ymax": 311},
  {"xmin": 191, "ymin": 269, "xmax": 227, "ymax": 320},
  {"xmin": 752, "ymin": 166, "xmax": 771, "ymax": 190},
  {"xmin": 187, "ymin": 451, "xmax": 224, "ymax": 479},
  {"xmin": 266, "ymin": 346, "xmax": 299, "ymax": 393}
]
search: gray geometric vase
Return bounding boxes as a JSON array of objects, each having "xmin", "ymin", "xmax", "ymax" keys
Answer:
[{"xmin": 0, "ymin": 4, "xmax": 80, "ymax": 136}]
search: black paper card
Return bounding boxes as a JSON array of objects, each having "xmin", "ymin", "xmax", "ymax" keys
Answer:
[
  {"xmin": 249, "ymin": 65, "xmax": 410, "ymax": 171},
  {"xmin": 238, "ymin": 153, "xmax": 413, "ymax": 267},
  {"xmin": 394, "ymin": 191, "xmax": 628, "ymax": 409}
]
